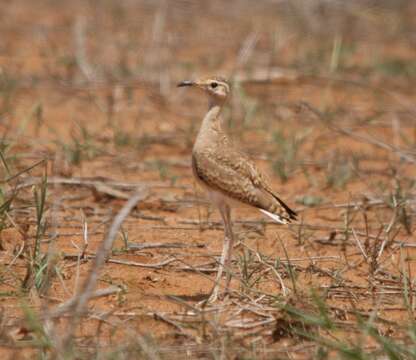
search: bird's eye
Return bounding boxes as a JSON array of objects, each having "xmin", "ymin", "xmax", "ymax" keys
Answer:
[{"xmin": 211, "ymin": 82, "xmax": 218, "ymax": 88}]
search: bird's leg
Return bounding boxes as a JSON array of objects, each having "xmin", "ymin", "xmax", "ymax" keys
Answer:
[
  {"xmin": 218, "ymin": 204, "xmax": 234, "ymax": 292},
  {"xmin": 225, "ymin": 205, "xmax": 234, "ymax": 291},
  {"xmin": 209, "ymin": 202, "xmax": 232, "ymax": 302}
]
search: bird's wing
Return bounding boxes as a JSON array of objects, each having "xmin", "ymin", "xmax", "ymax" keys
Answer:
[
  {"xmin": 212, "ymin": 140, "xmax": 297, "ymax": 220},
  {"xmin": 192, "ymin": 151, "xmax": 297, "ymax": 222}
]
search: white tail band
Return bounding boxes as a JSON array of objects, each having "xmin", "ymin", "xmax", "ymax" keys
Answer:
[{"xmin": 259, "ymin": 209, "xmax": 288, "ymax": 224}]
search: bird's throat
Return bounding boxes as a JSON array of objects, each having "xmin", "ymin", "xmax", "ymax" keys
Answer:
[{"xmin": 194, "ymin": 103, "xmax": 224, "ymax": 150}]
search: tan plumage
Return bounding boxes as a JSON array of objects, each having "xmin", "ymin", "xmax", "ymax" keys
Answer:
[
  {"xmin": 178, "ymin": 76, "xmax": 297, "ymax": 301},
  {"xmin": 192, "ymin": 144, "xmax": 297, "ymax": 224}
]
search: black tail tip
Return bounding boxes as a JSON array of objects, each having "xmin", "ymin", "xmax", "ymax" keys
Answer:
[{"xmin": 288, "ymin": 209, "xmax": 298, "ymax": 221}]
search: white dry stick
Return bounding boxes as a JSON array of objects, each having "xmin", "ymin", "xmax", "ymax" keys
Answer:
[
  {"xmin": 73, "ymin": 15, "xmax": 97, "ymax": 82},
  {"xmin": 70, "ymin": 209, "xmax": 89, "ymax": 295},
  {"xmin": 352, "ymin": 228, "xmax": 368, "ymax": 261},
  {"xmin": 60, "ymin": 190, "xmax": 146, "ymax": 351},
  {"xmin": 235, "ymin": 31, "xmax": 259, "ymax": 69},
  {"xmin": 51, "ymin": 286, "xmax": 122, "ymax": 318},
  {"xmin": 81, "ymin": 209, "xmax": 89, "ymax": 258},
  {"xmin": 378, "ymin": 202, "xmax": 398, "ymax": 261}
]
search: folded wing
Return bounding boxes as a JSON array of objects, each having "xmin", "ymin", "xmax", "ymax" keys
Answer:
[{"xmin": 192, "ymin": 152, "xmax": 297, "ymax": 223}]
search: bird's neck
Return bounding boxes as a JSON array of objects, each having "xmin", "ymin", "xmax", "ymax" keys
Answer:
[
  {"xmin": 200, "ymin": 103, "xmax": 222, "ymax": 137},
  {"xmin": 202, "ymin": 100, "xmax": 224, "ymax": 131},
  {"xmin": 206, "ymin": 102, "xmax": 222, "ymax": 121},
  {"xmin": 194, "ymin": 99, "xmax": 226, "ymax": 151}
]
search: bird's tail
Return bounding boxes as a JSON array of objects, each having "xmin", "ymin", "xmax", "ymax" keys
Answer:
[{"xmin": 259, "ymin": 209, "xmax": 290, "ymax": 224}]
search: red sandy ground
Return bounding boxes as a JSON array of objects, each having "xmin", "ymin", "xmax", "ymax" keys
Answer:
[{"xmin": 0, "ymin": 1, "xmax": 416, "ymax": 358}]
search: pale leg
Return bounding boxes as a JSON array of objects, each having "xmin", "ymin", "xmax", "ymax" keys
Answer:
[
  {"xmin": 223, "ymin": 203, "xmax": 234, "ymax": 290},
  {"xmin": 209, "ymin": 201, "xmax": 234, "ymax": 302}
]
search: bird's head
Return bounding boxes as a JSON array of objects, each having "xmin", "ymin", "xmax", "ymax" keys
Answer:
[{"xmin": 177, "ymin": 76, "xmax": 230, "ymax": 102}]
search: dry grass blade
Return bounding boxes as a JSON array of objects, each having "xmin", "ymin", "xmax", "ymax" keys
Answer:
[
  {"xmin": 58, "ymin": 190, "xmax": 146, "ymax": 352},
  {"xmin": 73, "ymin": 15, "xmax": 97, "ymax": 82},
  {"xmin": 303, "ymin": 102, "xmax": 416, "ymax": 165},
  {"xmin": 50, "ymin": 286, "xmax": 122, "ymax": 318},
  {"xmin": 108, "ymin": 257, "xmax": 175, "ymax": 268},
  {"xmin": 1, "ymin": 158, "xmax": 46, "ymax": 184}
]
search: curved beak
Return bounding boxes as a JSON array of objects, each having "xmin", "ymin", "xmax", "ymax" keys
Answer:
[{"xmin": 177, "ymin": 80, "xmax": 194, "ymax": 87}]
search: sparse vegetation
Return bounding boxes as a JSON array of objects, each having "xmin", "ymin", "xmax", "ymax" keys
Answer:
[{"xmin": 0, "ymin": 0, "xmax": 415, "ymax": 359}]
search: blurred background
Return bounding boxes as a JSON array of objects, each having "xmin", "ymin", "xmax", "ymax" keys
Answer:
[
  {"xmin": 1, "ymin": 0, "xmax": 415, "ymax": 167},
  {"xmin": 1, "ymin": 1, "xmax": 416, "ymax": 359},
  {"xmin": 2, "ymin": 0, "xmax": 416, "ymax": 84}
]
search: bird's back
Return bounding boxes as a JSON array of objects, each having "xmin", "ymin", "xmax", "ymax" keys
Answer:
[{"xmin": 192, "ymin": 121, "xmax": 297, "ymax": 223}]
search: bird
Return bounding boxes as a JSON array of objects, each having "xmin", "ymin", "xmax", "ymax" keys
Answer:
[{"xmin": 177, "ymin": 76, "xmax": 297, "ymax": 302}]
